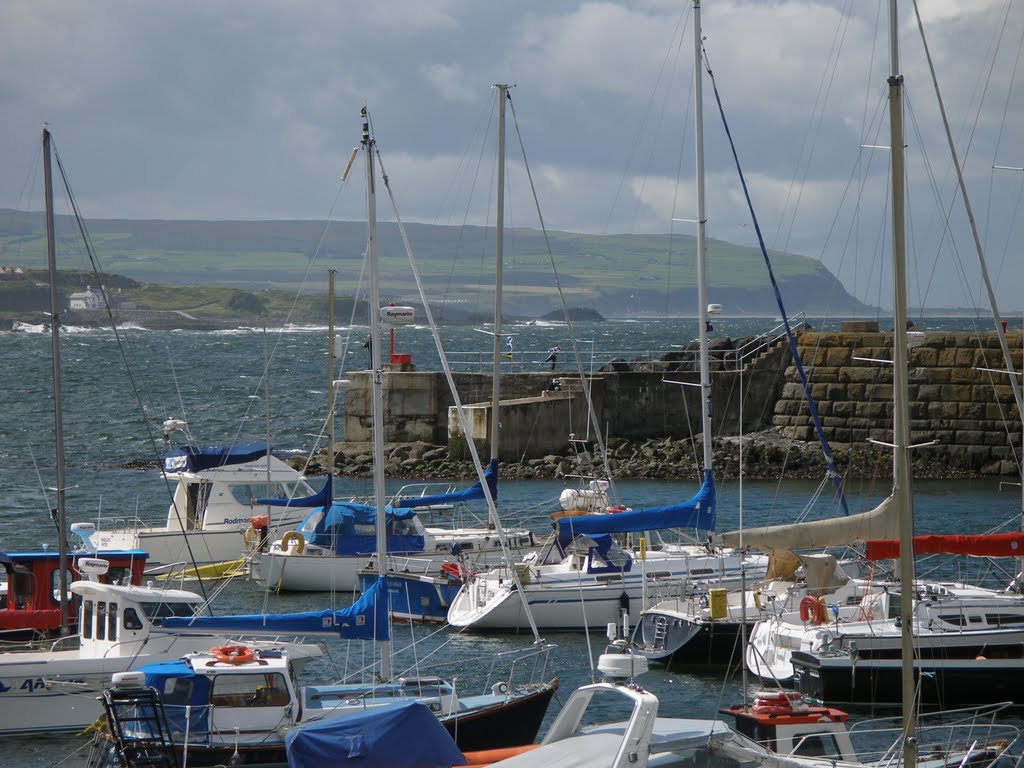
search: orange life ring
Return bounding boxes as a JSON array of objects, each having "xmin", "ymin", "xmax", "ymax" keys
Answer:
[
  {"xmin": 799, "ymin": 595, "xmax": 826, "ymax": 626},
  {"xmin": 210, "ymin": 645, "xmax": 255, "ymax": 665},
  {"xmin": 606, "ymin": 505, "xmax": 628, "ymax": 514}
]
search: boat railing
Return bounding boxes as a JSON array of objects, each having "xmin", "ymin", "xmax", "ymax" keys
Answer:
[{"xmin": 833, "ymin": 703, "xmax": 1022, "ymax": 767}]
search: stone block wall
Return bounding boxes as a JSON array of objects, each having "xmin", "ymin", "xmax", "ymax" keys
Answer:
[{"xmin": 772, "ymin": 329, "xmax": 1023, "ymax": 475}]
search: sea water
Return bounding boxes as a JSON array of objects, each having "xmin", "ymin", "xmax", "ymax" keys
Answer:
[{"xmin": 0, "ymin": 318, "xmax": 1020, "ymax": 765}]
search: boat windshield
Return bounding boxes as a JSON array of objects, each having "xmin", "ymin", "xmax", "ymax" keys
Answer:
[{"xmin": 140, "ymin": 600, "xmax": 202, "ymax": 619}]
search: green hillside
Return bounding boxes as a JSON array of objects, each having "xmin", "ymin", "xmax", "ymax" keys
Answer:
[{"xmin": 0, "ymin": 208, "xmax": 871, "ymax": 318}]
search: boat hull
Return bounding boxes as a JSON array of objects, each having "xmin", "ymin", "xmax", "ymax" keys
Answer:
[
  {"xmin": 637, "ymin": 611, "xmax": 750, "ymax": 665},
  {"xmin": 792, "ymin": 651, "xmax": 1024, "ymax": 708}
]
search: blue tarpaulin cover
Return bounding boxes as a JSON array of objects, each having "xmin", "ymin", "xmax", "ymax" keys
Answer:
[
  {"xmin": 163, "ymin": 443, "xmax": 269, "ymax": 473},
  {"xmin": 159, "ymin": 577, "xmax": 390, "ymax": 640},
  {"xmin": 556, "ymin": 468, "xmax": 716, "ymax": 537},
  {"xmin": 258, "ymin": 475, "xmax": 333, "ymax": 508},
  {"xmin": 285, "ymin": 700, "xmax": 467, "ymax": 768}
]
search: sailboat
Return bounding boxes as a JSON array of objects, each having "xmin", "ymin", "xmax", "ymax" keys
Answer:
[
  {"xmin": 445, "ymin": 35, "xmax": 769, "ymax": 638},
  {"xmin": 252, "ymin": 130, "xmax": 540, "ymax": 592},
  {"xmin": 117, "ymin": 108, "xmax": 556, "ymax": 765},
  {"xmin": 744, "ymin": 4, "xmax": 1024, "ymax": 708}
]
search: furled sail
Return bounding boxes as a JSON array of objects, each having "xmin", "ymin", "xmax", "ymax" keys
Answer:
[
  {"xmin": 556, "ymin": 469, "xmax": 715, "ymax": 537},
  {"xmin": 717, "ymin": 494, "xmax": 897, "ymax": 553},
  {"xmin": 160, "ymin": 576, "xmax": 390, "ymax": 640},
  {"xmin": 395, "ymin": 458, "xmax": 498, "ymax": 508}
]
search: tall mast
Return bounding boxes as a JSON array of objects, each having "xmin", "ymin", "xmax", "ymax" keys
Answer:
[
  {"xmin": 489, "ymin": 84, "xmax": 507, "ymax": 509},
  {"xmin": 886, "ymin": 1, "xmax": 916, "ymax": 763},
  {"xmin": 693, "ymin": 1, "xmax": 713, "ymax": 474},
  {"xmin": 42, "ymin": 128, "xmax": 70, "ymax": 637},
  {"xmin": 363, "ymin": 107, "xmax": 391, "ymax": 680},
  {"xmin": 327, "ymin": 268, "xmax": 337, "ymax": 488}
]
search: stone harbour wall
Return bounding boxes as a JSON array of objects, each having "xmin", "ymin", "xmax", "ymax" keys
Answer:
[{"xmin": 772, "ymin": 327, "xmax": 1022, "ymax": 476}]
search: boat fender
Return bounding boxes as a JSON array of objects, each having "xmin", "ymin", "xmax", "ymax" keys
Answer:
[
  {"xmin": 211, "ymin": 645, "xmax": 255, "ymax": 665},
  {"xmin": 799, "ymin": 595, "xmax": 826, "ymax": 626},
  {"xmin": 281, "ymin": 530, "xmax": 305, "ymax": 555}
]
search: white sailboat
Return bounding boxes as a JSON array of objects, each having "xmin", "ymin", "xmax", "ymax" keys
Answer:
[
  {"xmin": 445, "ymin": 11, "xmax": 767, "ymax": 635},
  {"xmin": 252, "ymin": 94, "xmax": 539, "ymax": 593}
]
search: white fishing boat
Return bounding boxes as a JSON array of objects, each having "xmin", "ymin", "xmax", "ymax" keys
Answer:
[
  {"xmin": 88, "ymin": 627, "xmax": 555, "ymax": 766},
  {"xmin": 85, "ymin": 437, "xmax": 316, "ymax": 570},
  {"xmin": 0, "ymin": 559, "xmax": 321, "ymax": 736}
]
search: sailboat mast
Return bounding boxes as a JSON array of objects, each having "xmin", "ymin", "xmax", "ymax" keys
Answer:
[
  {"xmin": 489, "ymin": 85, "xmax": 507, "ymax": 476},
  {"xmin": 327, "ymin": 269, "xmax": 337, "ymax": 483},
  {"xmin": 42, "ymin": 128, "xmax": 70, "ymax": 637},
  {"xmin": 886, "ymin": 2, "xmax": 916, "ymax": 763},
  {"xmin": 693, "ymin": 1, "xmax": 713, "ymax": 474},
  {"xmin": 363, "ymin": 108, "xmax": 391, "ymax": 679}
]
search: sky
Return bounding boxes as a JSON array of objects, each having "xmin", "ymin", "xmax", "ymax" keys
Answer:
[{"xmin": 2, "ymin": 1, "xmax": 1022, "ymax": 312}]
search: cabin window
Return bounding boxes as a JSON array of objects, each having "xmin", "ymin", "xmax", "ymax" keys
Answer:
[
  {"xmin": 186, "ymin": 481, "xmax": 213, "ymax": 530},
  {"xmin": 82, "ymin": 600, "xmax": 93, "ymax": 638},
  {"xmin": 792, "ymin": 733, "xmax": 840, "ymax": 758},
  {"xmin": 50, "ymin": 568, "xmax": 73, "ymax": 606},
  {"xmin": 123, "ymin": 608, "xmax": 144, "ymax": 630},
  {"xmin": 230, "ymin": 482, "xmax": 296, "ymax": 505},
  {"xmin": 107, "ymin": 602, "xmax": 118, "ymax": 641},
  {"xmin": 95, "ymin": 602, "xmax": 107, "ymax": 640},
  {"xmin": 12, "ymin": 571, "xmax": 32, "ymax": 610},
  {"xmin": 987, "ymin": 614, "xmax": 1024, "ymax": 627},
  {"xmin": 162, "ymin": 676, "xmax": 194, "ymax": 705},
  {"xmin": 141, "ymin": 601, "xmax": 199, "ymax": 620},
  {"xmin": 211, "ymin": 672, "xmax": 290, "ymax": 708},
  {"xmin": 106, "ymin": 566, "xmax": 131, "ymax": 586}
]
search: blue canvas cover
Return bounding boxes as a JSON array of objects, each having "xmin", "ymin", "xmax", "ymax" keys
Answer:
[
  {"xmin": 163, "ymin": 442, "xmax": 269, "ymax": 473},
  {"xmin": 395, "ymin": 459, "xmax": 498, "ymax": 508},
  {"xmin": 556, "ymin": 468, "xmax": 716, "ymax": 537},
  {"xmin": 285, "ymin": 700, "xmax": 467, "ymax": 768},
  {"xmin": 139, "ymin": 659, "xmax": 211, "ymax": 736},
  {"xmin": 160, "ymin": 577, "xmax": 390, "ymax": 640},
  {"xmin": 297, "ymin": 501, "xmax": 424, "ymax": 556}
]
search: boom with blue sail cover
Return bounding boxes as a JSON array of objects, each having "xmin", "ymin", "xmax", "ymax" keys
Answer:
[
  {"xmin": 556, "ymin": 469, "xmax": 715, "ymax": 537},
  {"xmin": 160, "ymin": 576, "xmax": 390, "ymax": 640},
  {"xmin": 256, "ymin": 459, "xmax": 497, "ymax": 510}
]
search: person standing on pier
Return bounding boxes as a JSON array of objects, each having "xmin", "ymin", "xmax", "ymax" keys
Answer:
[{"xmin": 544, "ymin": 343, "xmax": 561, "ymax": 371}]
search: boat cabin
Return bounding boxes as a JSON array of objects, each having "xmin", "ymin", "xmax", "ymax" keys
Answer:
[
  {"xmin": 722, "ymin": 692, "xmax": 854, "ymax": 760},
  {"xmin": 161, "ymin": 443, "xmax": 315, "ymax": 531},
  {"xmin": 135, "ymin": 649, "xmax": 299, "ymax": 743},
  {"xmin": 0, "ymin": 550, "xmax": 147, "ymax": 640},
  {"xmin": 72, "ymin": 580, "xmax": 205, "ymax": 659}
]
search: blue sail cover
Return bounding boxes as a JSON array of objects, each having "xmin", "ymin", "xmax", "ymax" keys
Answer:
[
  {"xmin": 159, "ymin": 577, "xmax": 390, "ymax": 640},
  {"xmin": 395, "ymin": 459, "xmax": 498, "ymax": 508},
  {"xmin": 285, "ymin": 700, "xmax": 467, "ymax": 768},
  {"xmin": 556, "ymin": 468, "xmax": 716, "ymax": 537},
  {"xmin": 259, "ymin": 475, "xmax": 333, "ymax": 508},
  {"xmin": 258, "ymin": 461, "xmax": 497, "ymax": 511},
  {"xmin": 163, "ymin": 442, "xmax": 269, "ymax": 473}
]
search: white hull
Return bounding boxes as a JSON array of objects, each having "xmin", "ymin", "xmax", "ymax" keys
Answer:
[
  {"xmin": 449, "ymin": 549, "xmax": 767, "ymax": 632},
  {"xmin": 0, "ymin": 632, "xmax": 318, "ymax": 735},
  {"xmin": 256, "ymin": 530, "xmax": 539, "ymax": 593},
  {"xmin": 90, "ymin": 512, "xmax": 305, "ymax": 569}
]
